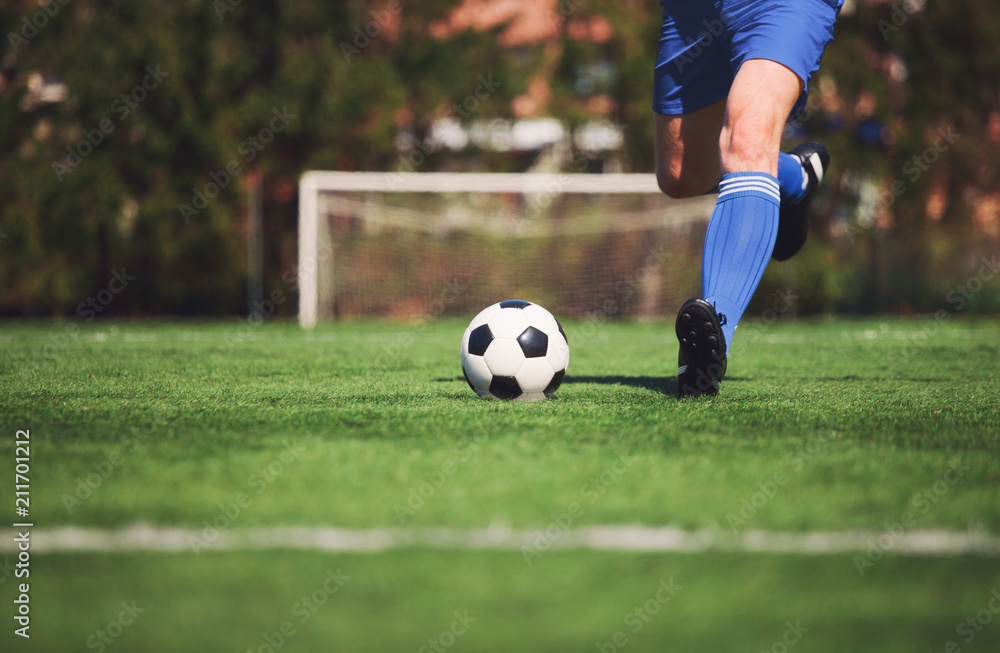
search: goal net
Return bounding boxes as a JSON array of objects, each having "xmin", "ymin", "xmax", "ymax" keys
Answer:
[{"xmin": 297, "ymin": 172, "xmax": 714, "ymax": 327}]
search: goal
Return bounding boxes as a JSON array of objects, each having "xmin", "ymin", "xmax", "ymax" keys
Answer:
[{"xmin": 297, "ymin": 172, "xmax": 714, "ymax": 327}]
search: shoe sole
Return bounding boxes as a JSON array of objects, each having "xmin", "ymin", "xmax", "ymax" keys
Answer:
[{"xmin": 676, "ymin": 301, "xmax": 726, "ymax": 397}]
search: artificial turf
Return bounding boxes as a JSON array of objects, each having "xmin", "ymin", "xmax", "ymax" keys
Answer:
[
  {"xmin": 17, "ymin": 551, "xmax": 1000, "ymax": 653},
  {"xmin": 1, "ymin": 317, "xmax": 999, "ymax": 651},
  {"xmin": 2, "ymin": 318, "xmax": 998, "ymax": 531}
]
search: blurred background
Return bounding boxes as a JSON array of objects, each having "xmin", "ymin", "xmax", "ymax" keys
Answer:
[{"xmin": 1, "ymin": 0, "xmax": 998, "ymax": 319}]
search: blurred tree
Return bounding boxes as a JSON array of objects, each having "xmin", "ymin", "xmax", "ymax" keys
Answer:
[{"xmin": 0, "ymin": 0, "xmax": 997, "ymax": 317}]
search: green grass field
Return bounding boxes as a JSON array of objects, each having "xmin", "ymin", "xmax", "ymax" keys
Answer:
[{"xmin": 2, "ymin": 317, "xmax": 1000, "ymax": 652}]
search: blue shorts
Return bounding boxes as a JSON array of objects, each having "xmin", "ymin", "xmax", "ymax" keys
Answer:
[{"xmin": 654, "ymin": 0, "xmax": 840, "ymax": 118}]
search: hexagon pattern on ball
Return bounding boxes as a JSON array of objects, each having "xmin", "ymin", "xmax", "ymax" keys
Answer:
[
  {"xmin": 467, "ymin": 324, "xmax": 493, "ymax": 356},
  {"xmin": 460, "ymin": 300, "xmax": 569, "ymax": 401},
  {"xmin": 516, "ymin": 327, "xmax": 548, "ymax": 358}
]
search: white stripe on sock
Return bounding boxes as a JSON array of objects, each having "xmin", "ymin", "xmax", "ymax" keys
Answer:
[
  {"xmin": 718, "ymin": 185, "xmax": 781, "ymax": 202},
  {"xmin": 720, "ymin": 181, "xmax": 781, "ymax": 194},
  {"xmin": 720, "ymin": 175, "xmax": 778, "ymax": 190}
]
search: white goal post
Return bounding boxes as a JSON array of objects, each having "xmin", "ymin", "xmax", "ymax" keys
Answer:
[{"xmin": 297, "ymin": 171, "xmax": 714, "ymax": 327}]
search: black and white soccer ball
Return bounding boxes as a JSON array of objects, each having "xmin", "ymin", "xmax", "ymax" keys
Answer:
[{"xmin": 460, "ymin": 300, "xmax": 569, "ymax": 401}]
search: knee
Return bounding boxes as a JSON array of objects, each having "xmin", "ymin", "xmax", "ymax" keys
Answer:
[
  {"xmin": 720, "ymin": 117, "xmax": 782, "ymax": 173},
  {"xmin": 656, "ymin": 169, "xmax": 713, "ymax": 199}
]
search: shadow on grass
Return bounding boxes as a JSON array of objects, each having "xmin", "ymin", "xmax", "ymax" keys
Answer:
[
  {"xmin": 436, "ymin": 375, "xmax": 748, "ymax": 397},
  {"xmin": 565, "ymin": 375, "xmax": 677, "ymax": 396}
]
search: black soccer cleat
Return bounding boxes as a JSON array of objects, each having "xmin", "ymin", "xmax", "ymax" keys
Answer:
[
  {"xmin": 772, "ymin": 141, "xmax": 830, "ymax": 262},
  {"xmin": 675, "ymin": 298, "xmax": 728, "ymax": 398}
]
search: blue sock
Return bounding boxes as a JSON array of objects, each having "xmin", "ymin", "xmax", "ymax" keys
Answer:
[
  {"xmin": 702, "ymin": 172, "xmax": 781, "ymax": 351},
  {"xmin": 777, "ymin": 151, "xmax": 806, "ymax": 202}
]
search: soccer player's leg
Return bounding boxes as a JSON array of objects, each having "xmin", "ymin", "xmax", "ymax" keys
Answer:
[
  {"xmin": 655, "ymin": 101, "xmax": 726, "ymax": 199},
  {"xmin": 652, "ymin": 1, "xmax": 732, "ymax": 199},
  {"xmin": 722, "ymin": 0, "xmax": 839, "ymax": 262},
  {"xmin": 651, "ymin": 2, "xmax": 736, "ymax": 396},
  {"xmin": 678, "ymin": 59, "xmax": 800, "ymax": 397},
  {"xmin": 676, "ymin": 0, "xmax": 839, "ymax": 397}
]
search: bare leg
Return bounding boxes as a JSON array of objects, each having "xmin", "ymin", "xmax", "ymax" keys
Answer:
[
  {"xmin": 719, "ymin": 59, "xmax": 802, "ymax": 175},
  {"xmin": 654, "ymin": 98, "xmax": 726, "ymax": 199}
]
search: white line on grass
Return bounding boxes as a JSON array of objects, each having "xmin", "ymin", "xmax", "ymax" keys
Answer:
[{"xmin": 3, "ymin": 525, "xmax": 1000, "ymax": 556}]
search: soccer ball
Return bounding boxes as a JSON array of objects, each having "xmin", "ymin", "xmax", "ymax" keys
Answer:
[{"xmin": 460, "ymin": 299, "xmax": 569, "ymax": 401}]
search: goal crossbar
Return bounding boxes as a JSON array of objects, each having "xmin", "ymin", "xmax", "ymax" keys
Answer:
[
  {"xmin": 300, "ymin": 171, "xmax": 663, "ymax": 195},
  {"xmin": 298, "ymin": 172, "xmax": 706, "ymax": 328}
]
